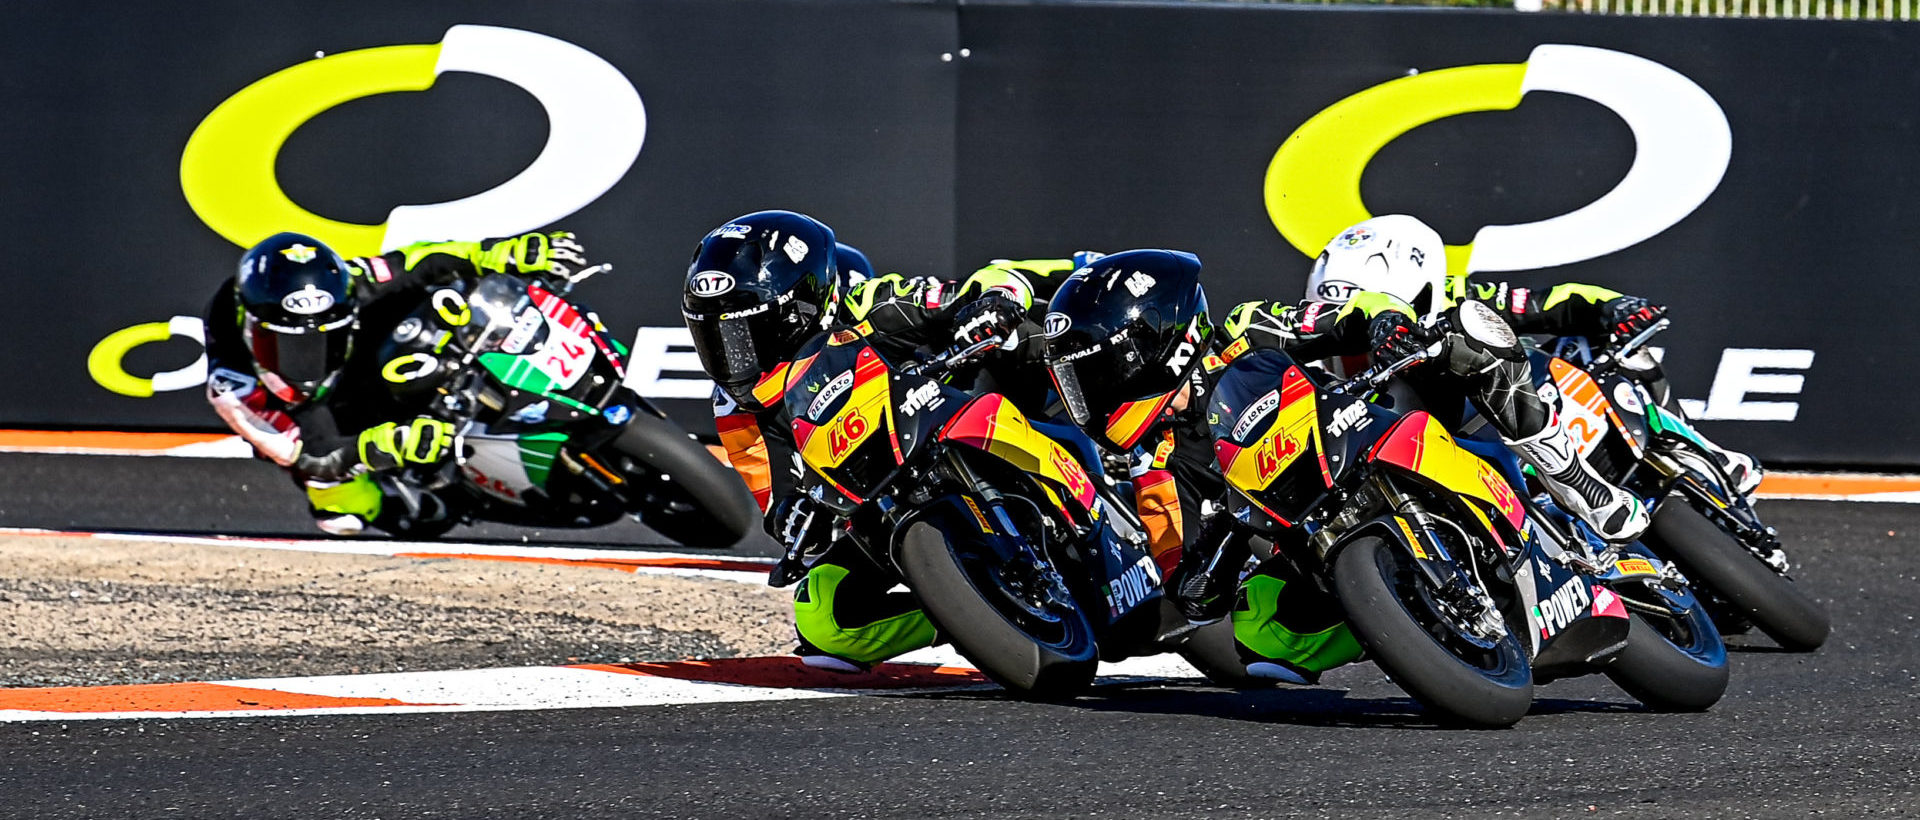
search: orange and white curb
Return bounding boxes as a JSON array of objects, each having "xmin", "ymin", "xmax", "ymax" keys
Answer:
[{"xmin": 0, "ymin": 649, "xmax": 1201, "ymax": 722}]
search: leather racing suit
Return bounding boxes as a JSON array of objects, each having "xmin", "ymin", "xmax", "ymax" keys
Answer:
[{"xmin": 204, "ymin": 233, "xmax": 595, "ymax": 534}]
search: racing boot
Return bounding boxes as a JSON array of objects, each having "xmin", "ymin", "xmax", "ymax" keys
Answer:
[
  {"xmin": 1689, "ymin": 437, "xmax": 1764, "ymax": 498},
  {"xmin": 1170, "ymin": 540, "xmax": 1237, "ymax": 626},
  {"xmin": 1165, "ymin": 509, "xmax": 1251, "ymax": 631},
  {"xmin": 313, "ymin": 513, "xmax": 367, "ymax": 536},
  {"xmin": 1506, "ymin": 415, "xmax": 1650, "ymax": 542}
]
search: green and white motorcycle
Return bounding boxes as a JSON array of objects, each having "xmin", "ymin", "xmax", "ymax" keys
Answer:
[{"xmin": 373, "ymin": 273, "xmax": 759, "ymax": 548}]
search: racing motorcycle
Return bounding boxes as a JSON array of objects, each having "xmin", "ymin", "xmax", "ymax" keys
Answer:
[
  {"xmin": 369, "ymin": 273, "xmax": 761, "ymax": 548},
  {"xmin": 1208, "ymin": 307, "xmax": 1726, "ymax": 727},
  {"xmin": 771, "ymin": 330, "xmax": 1244, "ymax": 698},
  {"xmin": 1530, "ymin": 320, "xmax": 1830, "ymax": 650}
]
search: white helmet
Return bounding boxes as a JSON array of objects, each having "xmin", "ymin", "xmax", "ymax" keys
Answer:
[{"xmin": 1304, "ymin": 214, "xmax": 1447, "ymax": 312}]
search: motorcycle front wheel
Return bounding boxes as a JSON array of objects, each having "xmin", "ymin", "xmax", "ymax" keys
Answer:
[
  {"xmin": 1602, "ymin": 604, "xmax": 1729, "ymax": 711},
  {"xmin": 897, "ymin": 520, "xmax": 1098, "ymax": 700},
  {"xmin": 1643, "ymin": 502, "xmax": 1829, "ymax": 651},
  {"xmin": 1333, "ymin": 535, "xmax": 1533, "ymax": 728}
]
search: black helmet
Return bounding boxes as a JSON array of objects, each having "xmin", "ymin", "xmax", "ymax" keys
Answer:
[
  {"xmin": 1043, "ymin": 249, "xmax": 1211, "ymax": 451},
  {"xmin": 235, "ymin": 232, "xmax": 356, "ymax": 402},
  {"xmin": 682, "ymin": 211, "xmax": 842, "ymax": 411}
]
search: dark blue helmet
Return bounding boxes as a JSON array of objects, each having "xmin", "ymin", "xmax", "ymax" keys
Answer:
[
  {"xmin": 235, "ymin": 232, "xmax": 356, "ymax": 401},
  {"xmin": 1044, "ymin": 249, "xmax": 1211, "ymax": 451},
  {"xmin": 682, "ymin": 211, "xmax": 842, "ymax": 410}
]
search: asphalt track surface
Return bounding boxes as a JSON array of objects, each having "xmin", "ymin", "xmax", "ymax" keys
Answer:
[
  {"xmin": 0, "ymin": 452, "xmax": 782, "ymax": 556},
  {"xmin": 2, "ymin": 455, "xmax": 1917, "ymax": 818}
]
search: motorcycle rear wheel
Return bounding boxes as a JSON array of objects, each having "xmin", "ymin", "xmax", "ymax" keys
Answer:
[
  {"xmin": 609, "ymin": 412, "xmax": 760, "ymax": 549},
  {"xmin": 1643, "ymin": 502, "xmax": 1829, "ymax": 651},
  {"xmin": 897, "ymin": 521, "xmax": 1098, "ymax": 700},
  {"xmin": 1333, "ymin": 536, "xmax": 1533, "ymax": 728}
]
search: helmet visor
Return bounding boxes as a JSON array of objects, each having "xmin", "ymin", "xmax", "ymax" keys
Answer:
[
  {"xmin": 247, "ymin": 315, "xmax": 353, "ymax": 394},
  {"xmin": 1048, "ymin": 335, "xmax": 1172, "ymax": 449},
  {"xmin": 686, "ymin": 307, "xmax": 787, "ymax": 393}
]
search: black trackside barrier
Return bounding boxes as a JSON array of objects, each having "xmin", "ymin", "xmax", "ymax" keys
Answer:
[{"xmin": 4, "ymin": 0, "xmax": 1915, "ymax": 466}]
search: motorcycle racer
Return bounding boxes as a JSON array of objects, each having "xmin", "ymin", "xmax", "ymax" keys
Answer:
[
  {"xmin": 1269, "ymin": 213, "xmax": 1760, "ymax": 497},
  {"xmin": 682, "ymin": 209, "xmax": 1092, "ymax": 671},
  {"xmin": 203, "ymin": 230, "xmax": 606, "ymax": 536},
  {"xmin": 1042, "ymin": 238, "xmax": 1673, "ymax": 683},
  {"xmin": 1220, "ymin": 215, "xmax": 1651, "ymax": 543}
]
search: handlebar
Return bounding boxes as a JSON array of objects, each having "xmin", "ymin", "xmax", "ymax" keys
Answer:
[
  {"xmin": 1588, "ymin": 318, "xmax": 1670, "ymax": 373},
  {"xmin": 906, "ymin": 335, "xmax": 1006, "ymax": 382},
  {"xmin": 1330, "ymin": 338, "xmax": 1447, "ymax": 397}
]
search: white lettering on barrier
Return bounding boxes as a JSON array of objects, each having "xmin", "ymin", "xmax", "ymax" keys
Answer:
[
  {"xmin": 91, "ymin": 324, "xmax": 1817, "ymax": 426},
  {"xmin": 1680, "ymin": 348, "xmax": 1815, "ymax": 422},
  {"xmin": 623, "ymin": 327, "xmax": 713, "ymax": 399}
]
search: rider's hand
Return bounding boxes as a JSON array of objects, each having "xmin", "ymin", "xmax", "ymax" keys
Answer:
[
  {"xmin": 1602, "ymin": 297, "xmax": 1666, "ymax": 343},
  {"xmin": 1367, "ymin": 312, "xmax": 1428, "ymax": 365},
  {"xmin": 358, "ymin": 417, "xmax": 456, "ymax": 471},
  {"xmin": 510, "ymin": 231, "xmax": 609, "ymax": 285},
  {"xmin": 766, "ymin": 493, "xmax": 835, "ymax": 586},
  {"xmin": 950, "ymin": 290, "xmax": 1024, "ymax": 349}
]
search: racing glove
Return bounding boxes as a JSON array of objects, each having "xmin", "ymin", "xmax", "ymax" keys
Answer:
[
  {"xmin": 1601, "ymin": 296, "xmax": 1667, "ymax": 344},
  {"xmin": 766, "ymin": 493, "xmax": 836, "ymax": 587},
  {"xmin": 358, "ymin": 417, "xmax": 457, "ymax": 471},
  {"xmin": 1368, "ymin": 312, "xmax": 1429, "ymax": 365},
  {"xmin": 485, "ymin": 231, "xmax": 610, "ymax": 285},
  {"xmin": 949, "ymin": 290, "xmax": 1025, "ymax": 349}
]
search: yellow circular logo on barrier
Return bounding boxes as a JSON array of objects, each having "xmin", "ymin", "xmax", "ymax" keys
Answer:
[
  {"xmin": 1265, "ymin": 44, "xmax": 1730, "ymax": 280},
  {"xmin": 98, "ymin": 25, "xmax": 647, "ymax": 397}
]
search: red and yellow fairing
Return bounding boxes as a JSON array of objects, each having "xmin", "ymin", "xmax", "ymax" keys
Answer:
[
  {"xmin": 1369, "ymin": 412, "xmax": 1526, "ymax": 533},
  {"xmin": 1214, "ymin": 366, "xmax": 1325, "ymax": 502},
  {"xmin": 792, "ymin": 346, "xmax": 898, "ymax": 475},
  {"xmin": 941, "ymin": 393, "xmax": 1098, "ymax": 515}
]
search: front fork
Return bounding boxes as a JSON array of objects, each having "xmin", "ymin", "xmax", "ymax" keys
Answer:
[
  {"xmin": 1646, "ymin": 447, "xmax": 1791, "ymax": 574},
  {"xmin": 1333, "ymin": 474, "xmax": 1508, "ymax": 643},
  {"xmin": 943, "ymin": 448, "xmax": 1076, "ymax": 611}
]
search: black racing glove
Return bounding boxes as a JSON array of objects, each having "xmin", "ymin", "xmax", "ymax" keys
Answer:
[
  {"xmin": 1367, "ymin": 312, "xmax": 1429, "ymax": 365},
  {"xmin": 766, "ymin": 493, "xmax": 836, "ymax": 587},
  {"xmin": 1601, "ymin": 296, "xmax": 1667, "ymax": 344},
  {"xmin": 949, "ymin": 291, "xmax": 1025, "ymax": 349}
]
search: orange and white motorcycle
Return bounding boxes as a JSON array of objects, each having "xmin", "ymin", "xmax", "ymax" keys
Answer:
[{"xmin": 1530, "ymin": 321, "xmax": 1829, "ymax": 650}]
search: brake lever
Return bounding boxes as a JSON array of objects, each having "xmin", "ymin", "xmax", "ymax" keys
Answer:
[{"xmin": 1590, "ymin": 318, "xmax": 1670, "ymax": 373}]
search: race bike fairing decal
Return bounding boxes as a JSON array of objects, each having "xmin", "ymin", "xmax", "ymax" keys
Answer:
[
  {"xmin": 1369, "ymin": 412, "xmax": 1526, "ymax": 531},
  {"xmin": 941, "ymin": 393, "xmax": 1098, "ymax": 513},
  {"xmin": 1548, "ymin": 357, "xmax": 1636, "ymax": 459},
  {"xmin": 1215, "ymin": 365, "xmax": 1323, "ymax": 495},
  {"xmin": 751, "ymin": 352, "xmax": 819, "ymax": 409}
]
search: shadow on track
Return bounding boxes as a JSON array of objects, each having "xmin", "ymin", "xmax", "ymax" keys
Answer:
[{"xmin": 899, "ymin": 678, "xmax": 1643, "ymax": 730}]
